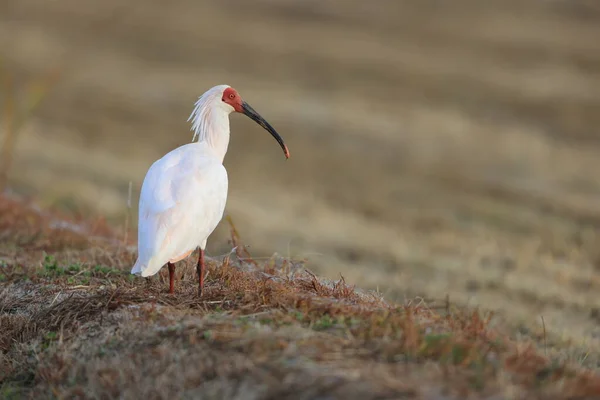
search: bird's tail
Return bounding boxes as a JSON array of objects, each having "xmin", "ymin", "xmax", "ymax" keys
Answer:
[
  {"xmin": 131, "ymin": 258, "xmax": 145, "ymax": 276},
  {"xmin": 131, "ymin": 256, "xmax": 166, "ymax": 278}
]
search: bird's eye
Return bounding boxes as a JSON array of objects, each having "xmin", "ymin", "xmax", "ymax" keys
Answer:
[{"xmin": 229, "ymin": 93, "xmax": 235, "ymax": 99}]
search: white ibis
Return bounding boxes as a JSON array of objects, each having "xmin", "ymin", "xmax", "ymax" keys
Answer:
[{"xmin": 131, "ymin": 84, "xmax": 289, "ymax": 295}]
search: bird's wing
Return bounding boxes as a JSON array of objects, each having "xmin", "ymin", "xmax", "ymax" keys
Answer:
[{"xmin": 133, "ymin": 145, "xmax": 228, "ymax": 275}]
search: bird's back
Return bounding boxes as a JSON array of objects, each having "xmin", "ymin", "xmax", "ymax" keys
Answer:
[{"xmin": 132, "ymin": 142, "xmax": 228, "ymax": 277}]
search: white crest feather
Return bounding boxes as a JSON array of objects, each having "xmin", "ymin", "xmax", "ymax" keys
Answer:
[{"xmin": 187, "ymin": 84, "xmax": 230, "ymax": 142}]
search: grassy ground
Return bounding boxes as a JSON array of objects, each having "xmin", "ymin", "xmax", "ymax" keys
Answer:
[
  {"xmin": 3, "ymin": 1, "xmax": 600, "ymax": 353},
  {"xmin": 2, "ymin": 195, "xmax": 600, "ymax": 399},
  {"xmin": 3, "ymin": 1, "xmax": 600, "ymax": 397}
]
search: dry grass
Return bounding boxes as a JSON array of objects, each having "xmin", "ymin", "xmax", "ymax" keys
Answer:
[
  {"xmin": 1, "ymin": 196, "xmax": 600, "ymax": 399},
  {"xmin": 3, "ymin": 1, "xmax": 600, "ymax": 397},
  {"xmin": 4, "ymin": 0, "xmax": 600, "ymax": 353}
]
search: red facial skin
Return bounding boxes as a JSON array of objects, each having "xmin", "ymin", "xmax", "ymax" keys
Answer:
[
  {"xmin": 221, "ymin": 86, "xmax": 290, "ymax": 159},
  {"xmin": 222, "ymin": 87, "xmax": 244, "ymax": 112}
]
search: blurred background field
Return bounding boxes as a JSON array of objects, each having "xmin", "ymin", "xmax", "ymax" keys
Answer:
[{"xmin": 2, "ymin": 0, "xmax": 600, "ymax": 359}]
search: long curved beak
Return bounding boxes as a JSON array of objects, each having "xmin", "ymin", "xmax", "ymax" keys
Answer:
[{"xmin": 241, "ymin": 101, "xmax": 290, "ymax": 159}]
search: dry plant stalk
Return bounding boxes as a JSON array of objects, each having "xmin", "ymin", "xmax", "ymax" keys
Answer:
[
  {"xmin": 226, "ymin": 214, "xmax": 259, "ymax": 268},
  {"xmin": 0, "ymin": 65, "xmax": 61, "ymax": 192},
  {"xmin": 123, "ymin": 180, "xmax": 133, "ymax": 245},
  {"xmin": 0, "ymin": 71, "xmax": 15, "ymax": 191}
]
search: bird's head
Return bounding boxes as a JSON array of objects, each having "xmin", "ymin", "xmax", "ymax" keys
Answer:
[
  {"xmin": 220, "ymin": 87, "xmax": 244, "ymax": 113},
  {"xmin": 219, "ymin": 86, "xmax": 290, "ymax": 159}
]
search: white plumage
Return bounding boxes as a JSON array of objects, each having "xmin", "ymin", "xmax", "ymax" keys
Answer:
[
  {"xmin": 131, "ymin": 144, "xmax": 228, "ymax": 277},
  {"xmin": 131, "ymin": 84, "xmax": 289, "ymax": 295}
]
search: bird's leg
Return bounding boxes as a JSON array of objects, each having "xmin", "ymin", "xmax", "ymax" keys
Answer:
[
  {"xmin": 197, "ymin": 249, "xmax": 205, "ymax": 296},
  {"xmin": 168, "ymin": 262, "xmax": 175, "ymax": 294}
]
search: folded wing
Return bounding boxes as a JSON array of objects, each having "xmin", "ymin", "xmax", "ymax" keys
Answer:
[{"xmin": 132, "ymin": 144, "xmax": 228, "ymax": 277}]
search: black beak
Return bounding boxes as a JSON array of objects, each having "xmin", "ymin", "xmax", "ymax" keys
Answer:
[{"xmin": 241, "ymin": 101, "xmax": 290, "ymax": 159}]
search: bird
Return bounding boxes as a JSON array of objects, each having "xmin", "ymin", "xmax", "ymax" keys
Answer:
[{"xmin": 131, "ymin": 84, "xmax": 289, "ymax": 295}]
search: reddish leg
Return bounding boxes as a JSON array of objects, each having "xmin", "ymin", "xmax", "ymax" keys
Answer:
[
  {"xmin": 196, "ymin": 249, "xmax": 205, "ymax": 296},
  {"xmin": 168, "ymin": 262, "xmax": 175, "ymax": 294}
]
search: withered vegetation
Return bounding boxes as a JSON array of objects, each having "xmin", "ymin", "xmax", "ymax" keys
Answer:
[{"xmin": 1, "ymin": 195, "xmax": 599, "ymax": 400}]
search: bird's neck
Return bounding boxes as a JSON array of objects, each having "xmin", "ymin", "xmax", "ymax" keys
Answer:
[{"xmin": 193, "ymin": 108, "xmax": 231, "ymax": 163}]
